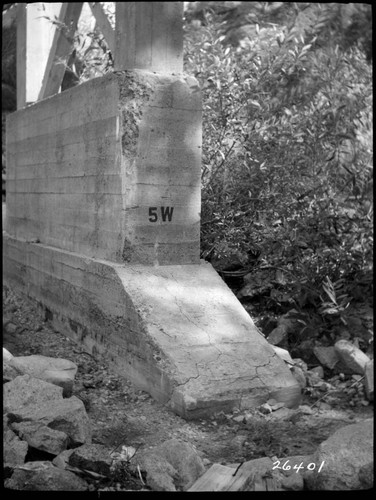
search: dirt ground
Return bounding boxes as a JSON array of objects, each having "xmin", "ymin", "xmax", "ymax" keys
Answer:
[{"xmin": 3, "ymin": 285, "xmax": 373, "ymax": 471}]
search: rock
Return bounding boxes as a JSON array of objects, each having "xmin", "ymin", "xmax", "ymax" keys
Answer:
[
  {"xmin": 9, "ymin": 396, "xmax": 92, "ymax": 446},
  {"xmin": 364, "ymin": 359, "xmax": 374, "ymax": 401},
  {"xmin": 259, "ymin": 403, "xmax": 272, "ymax": 414},
  {"xmin": 280, "ymin": 472, "xmax": 304, "ymax": 490},
  {"xmin": 310, "ymin": 366, "xmax": 324, "ymax": 378},
  {"xmin": 317, "ymin": 401, "xmax": 332, "ymax": 411},
  {"xmin": 305, "ymin": 370, "xmax": 323, "ymax": 387},
  {"xmin": 4, "ymin": 461, "xmax": 89, "ymax": 491},
  {"xmin": 269, "ymin": 407, "xmax": 296, "ymax": 420},
  {"xmin": 3, "ymin": 360, "xmax": 23, "ymax": 383},
  {"xmin": 154, "ymin": 438, "xmax": 206, "ymax": 490},
  {"xmin": 11, "ymin": 421, "xmax": 69, "ymax": 456},
  {"xmin": 267, "ymin": 324, "xmax": 289, "ymax": 346},
  {"xmin": 292, "ymin": 358, "xmax": 308, "ymax": 372},
  {"xmin": 53, "ymin": 449, "xmax": 75, "ymax": 469},
  {"xmin": 334, "ymin": 340, "xmax": 371, "ymax": 375},
  {"xmin": 266, "ymin": 399, "xmax": 286, "ymax": 411},
  {"xmin": 272, "ymin": 346, "xmax": 294, "ymax": 365},
  {"xmin": 8, "ymin": 355, "xmax": 78, "ymax": 397},
  {"xmin": 3, "ymin": 347, "xmax": 14, "ymax": 363},
  {"xmin": 3, "ymin": 428, "xmax": 28, "ymax": 465},
  {"xmin": 69, "ymin": 444, "xmax": 113, "ymax": 476},
  {"xmin": 4, "ymin": 375, "xmax": 63, "ymax": 412},
  {"xmin": 136, "ymin": 450, "xmax": 178, "ymax": 491},
  {"xmin": 299, "ymin": 404, "xmax": 314, "ymax": 414},
  {"xmin": 4, "ymin": 375, "xmax": 91, "ymax": 446},
  {"xmin": 305, "ymin": 418, "xmax": 374, "ymax": 490},
  {"xmin": 233, "ymin": 414, "xmax": 246, "ymax": 422},
  {"xmin": 313, "ymin": 346, "xmax": 340, "ymax": 371},
  {"xmin": 290, "ymin": 365, "xmax": 306, "ymax": 389}
]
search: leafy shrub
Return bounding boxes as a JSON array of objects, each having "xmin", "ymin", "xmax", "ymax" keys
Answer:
[{"xmin": 184, "ymin": 3, "xmax": 372, "ymax": 313}]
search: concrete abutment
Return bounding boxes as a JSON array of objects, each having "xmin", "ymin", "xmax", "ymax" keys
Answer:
[{"xmin": 4, "ymin": 70, "xmax": 301, "ymax": 418}]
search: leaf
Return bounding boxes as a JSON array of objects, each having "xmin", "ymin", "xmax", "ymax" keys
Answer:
[
  {"xmin": 322, "ymin": 307, "xmax": 340, "ymax": 315},
  {"xmin": 249, "ymin": 100, "xmax": 261, "ymax": 108},
  {"xmin": 275, "ymin": 269, "xmax": 286, "ymax": 284}
]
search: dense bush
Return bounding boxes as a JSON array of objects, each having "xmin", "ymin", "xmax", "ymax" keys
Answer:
[{"xmin": 183, "ymin": 2, "xmax": 373, "ymax": 315}]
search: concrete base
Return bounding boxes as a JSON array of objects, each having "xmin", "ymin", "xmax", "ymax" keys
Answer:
[{"xmin": 3, "ymin": 234, "xmax": 301, "ymax": 419}]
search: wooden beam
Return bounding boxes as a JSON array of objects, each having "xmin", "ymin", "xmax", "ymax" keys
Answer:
[
  {"xmin": 188, "ymin": 464, "xmax": 255, "ymax": 491},
  {"xmin": 88, "ymin": 2, "xmax": 115, "ymax": 55},
  {"xmin": 17, "ymin": 3, "xmax": 63, "ymax": 109},
  {"xmin": 115, "ymin": 2, "xmax": 183, "ymax": 74},
  {"xmin": 38, "ymin": 2, "xmax": 83, "ymax": 100},
  {"xmin": 16, "ymin": 3, "xmax": 27, "ymax": 109}
]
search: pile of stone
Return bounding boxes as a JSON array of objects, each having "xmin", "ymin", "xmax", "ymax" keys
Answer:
[
  {"xmin": 3, "ymin": 349, "xmax": 205, "ymax": 491},
  {"xmin": 272, "ymin": 339, "xmax": 374, "ymax": 407},
  {"xmin": 3, "ymin": 348, "xmax": 373, "ymax": 491}
]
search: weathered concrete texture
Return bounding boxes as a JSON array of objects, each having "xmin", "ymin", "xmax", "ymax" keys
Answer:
[
  {"xmin": 3, "ymin": 235, "xmax": 301, "ymax": 419},
  {"xmin": 6, "ymin": 70, "xmax": 201, "ymax": 265}
]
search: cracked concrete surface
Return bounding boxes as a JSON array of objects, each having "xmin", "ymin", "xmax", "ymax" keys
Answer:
[{"xmin": 114, "ymin": 260, "xmax": 302, "ymax": 418}]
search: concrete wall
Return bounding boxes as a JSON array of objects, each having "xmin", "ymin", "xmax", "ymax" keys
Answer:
[{"xmin": 6, "ymin": 70, "xmax": 201, "ymax": 265}]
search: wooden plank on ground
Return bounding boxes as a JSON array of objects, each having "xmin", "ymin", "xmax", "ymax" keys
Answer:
[
  {"xmin": 38, "ymin": 2, "xmax": 83, "ymax": 100},
  {"xmin": 187, "ymin": 464, "xmax": 254, "ymax": 492},
  {"xmin": 88, "ymin": 2, "xmax": 115, "ymax": 54}
]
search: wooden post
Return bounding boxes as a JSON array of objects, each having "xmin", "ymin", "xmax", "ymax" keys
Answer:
[
  {"xmin": 16, "ymin": 3, "xmax": 26, "ymax": 109},
  {"xmin": 38, "ymin": 2, "xmax": 83, "ymax": 100},
  {"xmin": 88, "ymin": 2, "xmax": 115, "ymax": 55},
  {"xmin": 16, "ymin": 3, "xmax": 62, "ymax": 109},
  {"xmin": 115, "ymin": 2, "xmax": 183, "ymax": 74}
]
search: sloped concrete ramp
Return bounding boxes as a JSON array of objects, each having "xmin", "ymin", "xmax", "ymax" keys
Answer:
[{"xmin": 3, "ymin": 234, "xmax": 301, "ymax": 419}]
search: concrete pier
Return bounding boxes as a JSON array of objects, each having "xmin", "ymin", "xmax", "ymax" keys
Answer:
[{"xmin": 3, "ymin": 3, "xmax": 301, "ymax": 418}]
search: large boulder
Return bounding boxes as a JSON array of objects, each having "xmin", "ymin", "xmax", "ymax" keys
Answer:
[
  {"xmin": 3, "ymin": 427, "xmax": 28, "ymax": 466},
  {"xmin": 10, "ymin": 421, "xmax": 69, "ymax": 456},
  {"xmin": 4, "ymin": 374, "xmax": 63, "ymax": 412},
  {"xmin": 305, "ymin": 418, "xmax": 373, "ymax": 490},
  {"xmin": 334, "ymin": 340, "xmax": 371, "ymax": 375},
  {"xmin": 4, "ymin": 461, "xmax": 89, "ymax": 491},
  {"xmin": 136, "ymin": 450, "xmax": 179, "ymax": 491},
  {"xmin": 7, "ymin": 354, "xmax": 78, "ymax": 397},
  {"xmin": 154, "ymin": 439, "xmax": 205, "ymax": 490},
  {"xmin": 4, "ymin": 375, "xmax": 91, "ymax": 446},
  {"xmin": 68, "ymin": 444, "xmax": 113, "ymax": 476}
]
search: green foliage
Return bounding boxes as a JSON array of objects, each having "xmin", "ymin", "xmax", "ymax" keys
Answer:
[{"xmin": 184, "ymin": 2, "xmax": 373, "ymax": 315}]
